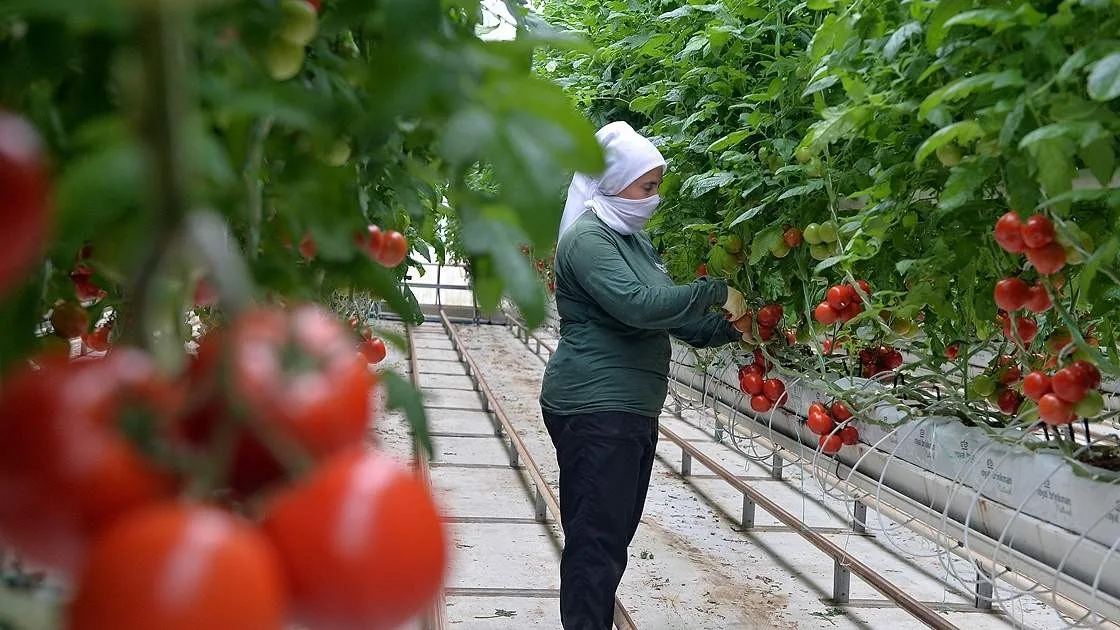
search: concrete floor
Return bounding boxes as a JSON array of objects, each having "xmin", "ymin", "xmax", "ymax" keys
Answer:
[{"xmin": 369, "ymin": 321, "xmax": 1076, "ymax": 630}]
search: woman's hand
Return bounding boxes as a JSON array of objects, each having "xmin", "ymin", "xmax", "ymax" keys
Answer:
[{"xmin": 722, "ymin": 287, "xmax": 748, "ymax": 322}]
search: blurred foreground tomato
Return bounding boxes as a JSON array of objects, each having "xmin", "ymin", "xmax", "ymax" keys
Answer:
[
  {"xmin": 181, "ymin": 304, "xmax": 375, "ymax": 497},
  {"xmin": 68, "ymin": 503, "xmax": 285, "ymax": 630},
  {"xmin": 0, "ymin": 349, "xmax": 180, "ymax": 576},
  {"xmin": 0, "ymin": 111, "xmax": 50, "ymax": 299},
  {"xmin": 263, "ymin": 449, "xmax": 447, "ymax": 630}
]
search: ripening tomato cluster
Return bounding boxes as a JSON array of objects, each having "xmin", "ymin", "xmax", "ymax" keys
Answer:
[
  {"xmin": 813, "ymin": 280, "xmax": 869, "ymax": 326},
  {"xmin": 1022, "ymin": 361, "xmax": 1104, "ymax": 426},
  {"xmin": 267, "ymin": 0, "xmax": 321, "ymax": 81},
  {"xmin": 806, "ymin": 401, "xmax": 859, "ymax": 455},
  {"xmin": 349, "ymin": 317, "xmax": 388, "ymax": 365},
  {"xmin": 738, "ymin": 349, "xmax": 787, "ymax": 413},
  {"xmin": 857, "ymin": 344, "xmax": 904, "ymax": 378},
  {"xmin": 992, "ymin": 211, "xmax": 1070, "ymax": 276},
  {"xmin": 732, "ymin": 303, "xmax": 784, "ymax": 342},
  {"xmin": 354, "ymin": 224, "xmax": 410, "ymax": 268},
  {"xmin": 0, "ymin": 303, "xmax": 448, "ymax": 630}
]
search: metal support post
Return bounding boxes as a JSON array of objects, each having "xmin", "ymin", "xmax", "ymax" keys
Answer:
[
  {"xmin": 771, "ymin": 452, "xmax": 784, "ymax": 480},
  {"xmin": 681, "ymin": 451, "xmax": 692, "ymax": 477},
  {"xmin": 832, "ymin": 559, "xmax": 851, "ymax": 604},
  {"xmin": 741, "ymin": 495, "xmax": 756, "ymax": 530},
  {"xmin": 508, "ymin": 439, "xmax": 519, "ymax": 468},
  {"xmin": 975, "ymin": 563, "xmax": 994, "ymax": 610},
  {"xmin": 852, "ymin": 500, "xmax": 867, "ymax": 535},
  {"xmin": 533, "ymin": 488, "xmax": 548, "ymax": 522}
]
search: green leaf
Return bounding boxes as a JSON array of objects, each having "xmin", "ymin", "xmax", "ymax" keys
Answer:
[
  {"xmin": 884, "ymin": 22, "xmax": 922, "ymax": 61},
  {"xmin": 944, "ymin": 9, "xmax": 1018, "ymax": 32},
  {"xmin": 1018, "ymin": 122, "xmax": 1105, "ymax": 150},
  {"xmin": 749, "ymin": 226, "xmax": 782, "ymax": 265},
  {"xmin": 918, "ymin": 71, "xmax": 1026, "ymax": 120},
  {"xmin": 1087, "ymin": 53, "xmax": 1120, "ymax": 102},
  {"xmin": 729, "ymin": 203, "xmax": 766, "ymax": 228},
  {"xmin": 777, "ymin": 180, "xmax": 824, "ymax": 201},
  {"xmin": 1078, "ymin": 237, "xmax": 1120, "ymax": 310},
  {"xmin": 809, "ymin": 14, "xmax": 853, "ymax": 62},
  {"xmin": 1029, "ymin": 137, "xmax": 1077, "ymax": 212},
  {"xmin": 1035, "ymin": 187, "xmax": 1120, "ymax": 209},
  {"xmin": 681, "ymin": 171, "xmax": 736, "ymax": 198},
  {"xmin": 998, "ymin": 96, "xmax": 1026, "ymax": 148},
  {"xmin": 801, "ymin": 105, "xmax": 871, "ymax": 152},
  {"xmin": 707, "ymin": 130, "xmax": 752, "ymax": 154},
  {"xmin": 807, "ymin": 0, "xmax": 835, "ymax": 9},
  {"xmin": 914, "ymin": 120, "xmax": 984, "ymax": 166},
  {"xmin": 938, "ymin": 160, "xmax": 995, "ymax": 211},
  {"xmin": 1004, "ymin": 154, "xmax": 1041, "ymax": 212},
  {"xmin": 1081, "ymin": 137, "xmax": 1117, "ymax": 186},
  {"xmin": 459, "ymin": 204, "xmax": 545, "ymax": 325},
  {"xmin": 926, "ymin": 0, "xmax": 971, "ymax": 53},
  {"xmin": 382, "ymin": 369, "xmax": 433, "ymax": 459}
]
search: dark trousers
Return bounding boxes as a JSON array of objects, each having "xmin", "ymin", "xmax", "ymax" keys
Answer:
[{"xmin": 541, "ymin": 410, "xmax": 659, "ymax": 630}]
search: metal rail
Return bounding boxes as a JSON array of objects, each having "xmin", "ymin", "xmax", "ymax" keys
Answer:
[
  {"xmin": 406, "ymin": 324, "xmax": 448, "ymax": 630},
  {"xmin": 501, "ymin": 313, "xmax": 973, "ymax": 630},
  {"xmin": 437, "ymin": 311, "xmax": 640, "ymax": 630}
]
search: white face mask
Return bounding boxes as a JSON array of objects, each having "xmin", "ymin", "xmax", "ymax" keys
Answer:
[{"xmin": 586, "ymin": 192, "xmax": 661, "ymax": 236}]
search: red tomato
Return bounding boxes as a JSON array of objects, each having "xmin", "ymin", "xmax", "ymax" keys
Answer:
[
  {"xmin": 819, "ymin": 434, "xmax": 843, "ymax": 455},
  {"xmin": 356, "ymin": 225, "xmax": 384, "ymax": 259},
  {"xmin": 826, "ymin": 286, "xmax": 849, "ymax": 310},
  {"xmin": 821, "ymin": 339, "xmax": 833, "ymax": 354},
  {"xmin": 82, "ymin": 324, "xmax": 113, "ymax": 352},
  {"xmin": 1022, "ymin": 371, "xmax": 1052, "ymax": 402},
  {"xmin": 750, "ymin": 394, "xmax": 773, "ymax": 413},
  {"xmin": 997, "ymin": 389, "xmax": 1021, "ymax": 415},
  {"xmin": 883, "ymin": 349, "xmax": 904, "ymax": 370},
  {"xmin": 0, "ymin": 112, "xmax": 50, "ymax": 300},
  {"xmin": 359, "ymin": 338, "xmax": 387, "ymax": 365},
  {"xmin": 263, "ymin": 450, "xmax": 447, "ymax": 630},
  {"xmin": 0, "ymin": 350, "xmax": 179, "ymax": 576},
  {"xmin": 999, "ymin": 364, "xmax": 1022, "ymax": 385},
  {"xmin": 757, "ymin": 325, "xmax": 775, "ymax": 341},
  {"xmin": 855, "ymin": 279, "xmax": 871, "ymax": 295},
  {"xmin": 1051, "ymin": 367, "xmax": 1088, "ymax": 403},
  {"xmin": 305, "ymin": 0, "xmax": 321, "ymax": 10},
  {"xmin": 377, "ymin": 230, "xmax": 408, "ymax": 267},
  {"xmin": 695, "ymin": 264, "xmax": 708, "ymax": 277},
  {"xmin": 1026, "ymin": 242, "xmax": 1066, "ymax": 275},
  {"xmin": 51, "ymin": 300, "xmax": 89, "ymax": 339},
  {"xmin": 814, "ymin": 302, "xmax": 838, "ymax": 325},
  {"xmin": 740, "ymin": 373, "xmax": 764, "ymax": 396},
  {"xmin": 839, "ymin": 425, "xmax": 859, "ymax": 446},
  {"xmin": 762, "ymin": 378, "xmax": 786, "ymax": 403},
  {"xmin": 944, "ymin": 344, "xmax": 960, "ymax": 360},
  {"xmin": 1038, "ymin": 393, "xmax": 1075, "ymax": 426},
  {"xmin": 830, "ymin": 401, "xmax": 852, "ymax": 421},
  {"xmin": 1023, "ymin": 284, "xmax": 1051, "ymax": 313},
  {"xmin": 993, "ymin": 277, "xmax": 1029, "ymax": 312},
  {"xmin": 68, "ymin": 503, "xmax": 285, "ymax": 630},
  {"xmin": 993, "ymin": 211, "xmax": 1025, "ymax": 253},
  {"xmin": 806, "ymin": 409, "xmax": 834, "ymax": 435},
  {"xmin": 746, "ymin": 362, "xmax": 765, "ymax": 377},
  {"xmin": 1021, "ymin": 214, "xmax": 1055, "ymax": 249},
  {"xmin": 839, "ymin": 301, "xmax": 862, "ymax": 323},
  {"xmin": 1011, "ymin": 316, "xmax": 1038, "ymax": 345},
  {"xmin": 808, "ymin": 401, "xmax": 829, "ymax": 417},
  {"xmin": 298, "ymin": 233, "xmax": 317, "ymax": 260},
  {"xmin": 783, "ymin": 228, "xmax": 802, "ymax": 247},
  {"xmin": 757, "ymin": 304, "xmax": 783, "ymax": 328},
  {"xmin": 1069, "ymin": 360, "xmax": 1101, "ymax": 389},
  {"xmin": 181, "ymin": 305, "xmax": 375, "ymax": 497}
]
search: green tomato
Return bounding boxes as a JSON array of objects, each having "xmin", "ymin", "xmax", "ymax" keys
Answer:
[
  {"xmin": 719, "ymin": 234, "xmax": 742, "ymax": 255},
  {"xmin": 795, "ymin": 147, "xmax": 812, "ymax": 164},
  {"xmin": 770, "ymin": 240, "xmax": 791, "ymax": 258},
  {"xmin": 809, "ymin": 243, "xmax": 831, "ymax": 261},
  {"xmin": 1074, "ymin": 389, "xmax": 1105, "ymax": 417},
  {"xmin": 936, "ymin": 144, "xmax": 962, "ymax": 168},
  {"xmin": 890, "ymin": 317, "xmax": 913, "ymax": 336},
  {"xmin": 803, "ymin": 223, "xmax": 823, "ymax": 244},
  {"xmin": 817, "ymin": 220, "xmax": 838, "ymax": 243},
  {"xmin": 324, "ymin": 140, "xmax": 351, "ymax": 166},
  {"xmin": 278, "ymin": 0, "xmax": 319, "ymax": 47},
  {"xmin": 969, "ymin": 375, "xmax": 996, "ymax": 399},
  {"xmin": 266, "ymin": 37, "xmax": 306, "ymax": 81},
  {"xmin": 901, "ymin": 212, "xmax": 918, "ymax": 229}
]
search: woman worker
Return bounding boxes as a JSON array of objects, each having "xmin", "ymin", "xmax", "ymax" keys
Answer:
[{"xmin": 539, "ymin": 121, "xmax": 749, "ymax": 629}]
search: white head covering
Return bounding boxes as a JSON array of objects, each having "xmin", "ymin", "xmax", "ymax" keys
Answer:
[{"xmin": 558, "ymin": 121, "xmax": 667, "ymax": 240}]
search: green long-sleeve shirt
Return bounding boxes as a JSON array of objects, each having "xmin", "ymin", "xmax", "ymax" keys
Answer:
[{"xmin": 539, "ymin": 212, "xmax": 742, "ymax": 419}]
